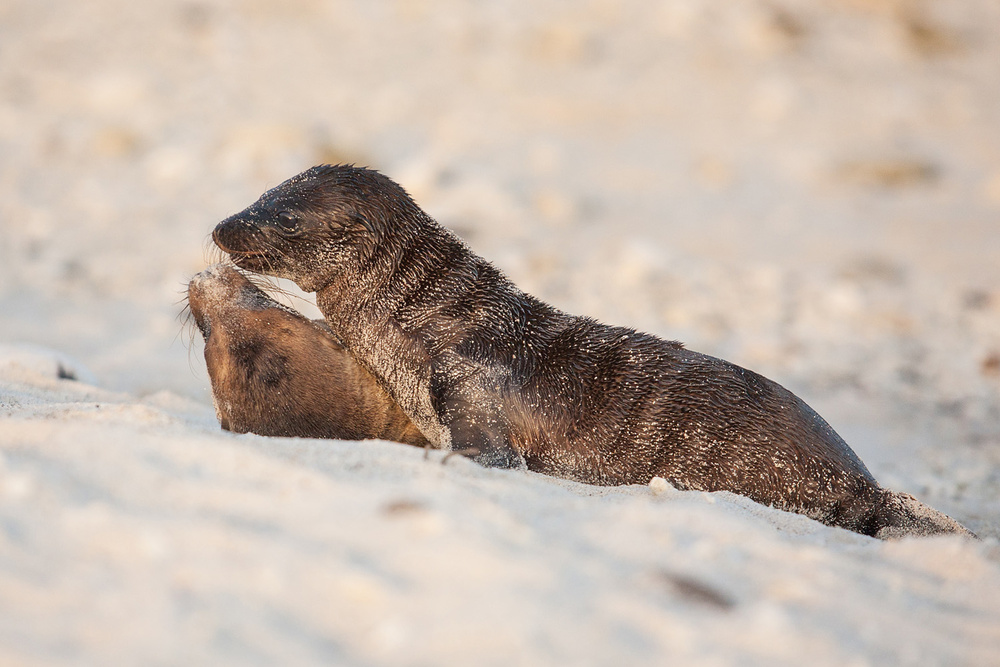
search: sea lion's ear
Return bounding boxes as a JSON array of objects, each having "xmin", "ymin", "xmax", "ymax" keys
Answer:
[{"xmin": 350, "ymin": 213, "xmax": 376, "ymax": 235}]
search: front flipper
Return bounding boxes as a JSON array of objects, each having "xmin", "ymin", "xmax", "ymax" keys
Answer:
[
  {"xmin": 447, "ymin": 409, "xmax": 524, "ymax": 469},
  {"xmin": 428, "ymin": 357, "xmax": 523, "ymax": 469}
]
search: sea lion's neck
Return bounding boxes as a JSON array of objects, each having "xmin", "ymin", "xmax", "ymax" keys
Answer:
[
  {"xmin": 318, "ymin": 222, "xmax": 523, "ymax": 342},
  {"xmin": 313, "ymin": 219, "xmax": 549, "ymax": 449}
]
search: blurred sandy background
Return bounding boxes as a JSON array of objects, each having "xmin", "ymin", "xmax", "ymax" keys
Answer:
[{"xmin": 1, "ymin": 1, "xmax": 999, "ymax": 664}]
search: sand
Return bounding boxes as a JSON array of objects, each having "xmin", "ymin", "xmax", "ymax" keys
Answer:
[{"xmin": 1, "ymin": 1, "xmax": 999, "ymax": 664}]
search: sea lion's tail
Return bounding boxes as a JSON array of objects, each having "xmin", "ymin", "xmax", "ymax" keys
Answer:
[{"xmin": 871, "ymin": 490, "xmax": 977, "ymax": 540}]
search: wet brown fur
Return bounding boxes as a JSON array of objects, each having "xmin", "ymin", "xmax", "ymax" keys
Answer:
[
  {"xmin": 187, "ymin": 264, "xmax": 429, "ymax": 447},
  {"xmin": 212, "ymin": 164, "xmax": 974, "ymax": 540}
]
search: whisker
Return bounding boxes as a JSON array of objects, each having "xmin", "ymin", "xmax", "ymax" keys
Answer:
[
  {"xmin": 174, "ymin": 298, "xmax": 202, "ymax": 374},
  {"xmin": 256, "ymin": 274, "xmax": 319, "ymax": 314},
  {"xmin": 246, "ymin": 273, "xmax": 293, "ymax": 299},
  {"xmin": 173, "ymin": 290, "xmax": 196, "ymax": 344},
  {"xmin": 203, "ymin": 235, "xmax": 221, "ymax": 265},
  {"xmin": 186, "ymin": 326, "xmax": 200, "ymax": 376}
]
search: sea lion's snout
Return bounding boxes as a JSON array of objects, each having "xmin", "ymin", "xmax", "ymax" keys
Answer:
[
  {"xmin": 186, "ymin": 271, "xmax": 214, "ymax": 340},
  {"xmin": 213, "ymin": 211, "xmax": 285, "ymax": 274},
  {"xmin": 188, "ymin": 263, "xmax": 238, "ymax": 298},
  {"xmin": 188, "ymin": 264, "xmax": 242, "ymax": 339},
  {"xmin": 188, "ymin": 263, "xmax": 225, "ymax": 288},
  {"xmin": 187, "ymin": 264, "xmax": 260, "ymax": 340},
  {"xmin": 212, "ymin": 212, "xmax": 261, "ymax": 253}
]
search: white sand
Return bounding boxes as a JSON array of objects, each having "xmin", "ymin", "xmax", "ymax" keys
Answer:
[{"xmin": 1, "ymin": 1, "xmax": 999, "ymax": 664}]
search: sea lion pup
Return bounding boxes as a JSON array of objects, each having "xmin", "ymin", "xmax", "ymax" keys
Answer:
[
  {"xmin": 187, "ymin": 263, "xmax": 429, "ymax": 447},
  {"xmin": 212, "ymin": 164, "xmax": 973, "ymax": 540}
]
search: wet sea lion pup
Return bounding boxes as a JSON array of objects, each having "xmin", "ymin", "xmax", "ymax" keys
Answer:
[
  {"xmin": 213, "ymin": 164, "xmax": 973, "ymax": 539},
  {"xmin": 187, "ymin": 263, "xmax": 429, "ymax": 447}
]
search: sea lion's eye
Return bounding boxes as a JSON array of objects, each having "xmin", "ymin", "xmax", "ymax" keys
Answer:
[{"xmin": 276, "ymin": 211, "xmax": 299, "ymax": 232}]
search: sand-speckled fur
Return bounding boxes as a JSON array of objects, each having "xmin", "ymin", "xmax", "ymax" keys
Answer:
[{"xmin": 213, "ymin": 164, "xmax": 974, "ymax": 539}]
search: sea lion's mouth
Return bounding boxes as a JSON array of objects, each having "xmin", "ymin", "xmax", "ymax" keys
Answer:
[
  {"xmin": 212, "ymin": 232, "xmax": 251, "ymax": 255},
  {"xmin": 229, "ymin": 250, "xmax": 275, "ymax": 273},
  {"xmin": 212, "ymin": 225, "xmax": 278, "ymax": 273}
]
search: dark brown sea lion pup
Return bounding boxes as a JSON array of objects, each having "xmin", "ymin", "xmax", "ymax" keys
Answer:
[
  {"xmin": 212, "ymin": 164, "xmax": 973, "ymax": 540},
  {"xmin": 187, "ymin": 263, "xmax": 429, "ymax": 447}
]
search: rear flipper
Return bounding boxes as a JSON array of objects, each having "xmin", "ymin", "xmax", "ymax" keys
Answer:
[{"xmin": 870, "ymin": 490, "xmax": 977, "ymax": 540}]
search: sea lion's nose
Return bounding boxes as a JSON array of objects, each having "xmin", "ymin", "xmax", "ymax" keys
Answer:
[{"xmin": 212, "ymin": 213, "xmax": 256, "ymax": 252}]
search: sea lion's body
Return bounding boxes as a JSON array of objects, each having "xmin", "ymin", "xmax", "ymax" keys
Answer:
[
  {"xmin": 212, "ymin": 164, "xmax": 973, "ymax": 539},
  {"xmin": 187, "ymin": 264, "xmax": 429, "ymax": 447}
]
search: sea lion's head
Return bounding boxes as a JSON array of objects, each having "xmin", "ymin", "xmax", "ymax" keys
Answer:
[
  {"xmin": 186, "ymin": 262, "xmax": 430, "ymax": 446},
  {"xmin": 212, "ymin": 164, "xmax": 427, "ymax": 293},
  {"xmin": 186, "ymin": 263, "xmax": 305, "ymax": 433}
]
